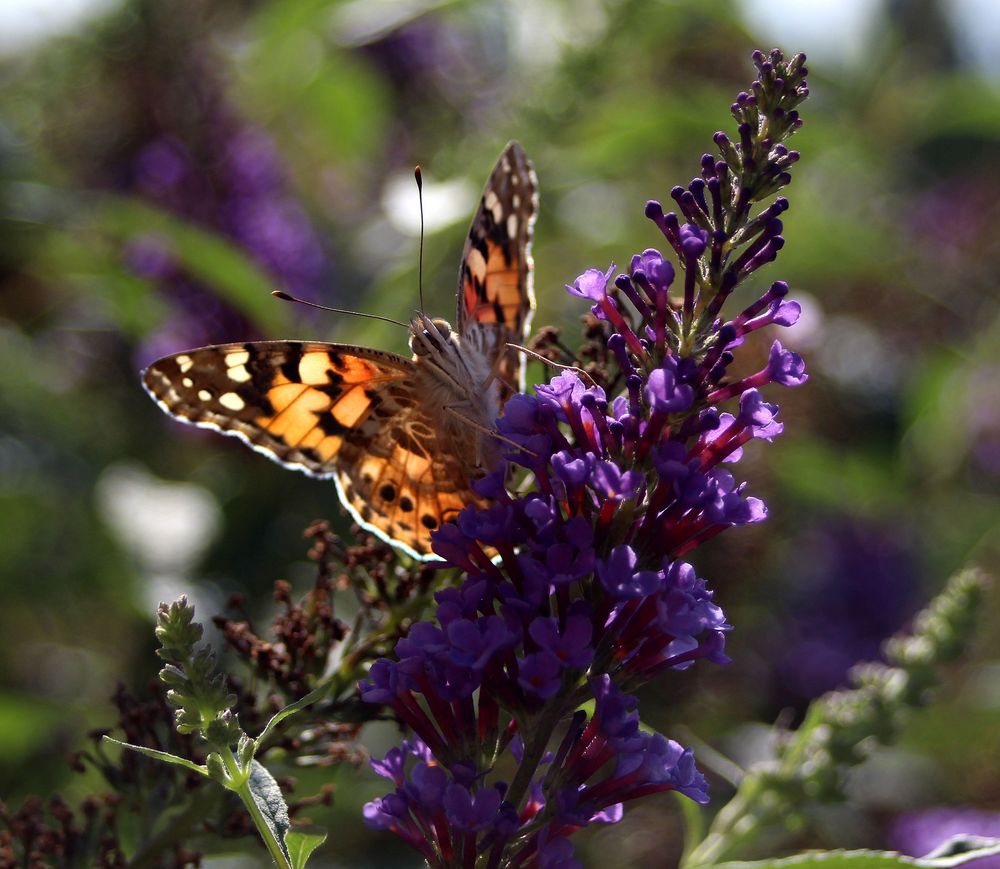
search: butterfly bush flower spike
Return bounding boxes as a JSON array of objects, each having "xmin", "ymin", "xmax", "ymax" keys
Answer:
[{"xmin": 361, "ymin": 49, "xmax": 810, "ymax": 867}]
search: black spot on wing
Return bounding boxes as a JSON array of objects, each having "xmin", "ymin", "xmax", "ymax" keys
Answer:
[
  {"xmin": 317, "ymin": 414, "xmax": 349, "ymax": 436},
  {"xmin": 243, "ymin": 344, "xmax": 278, "ymax": 393},
  {"xmin": 280, "ymin": 347, "xmax": 303, "ymax": 384},
  {"xmin": 470, "ymin": 232, "xmax": 490, "ymax": 260},
  {"xmin": 314, "ymin": 383, "xmax": 342, "ymax": 401},
  {"xmin": 501, "ymin": 238, "xmax": 515, "ymax": 267},
  {"xmin": 258, "ymin": 394, "xmax": 276, "ymax": 416}
]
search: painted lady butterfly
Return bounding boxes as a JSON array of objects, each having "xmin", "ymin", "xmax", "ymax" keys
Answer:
[{"xmin": 142, "ymin": 142, "xmax": 537, "ymax": 560}]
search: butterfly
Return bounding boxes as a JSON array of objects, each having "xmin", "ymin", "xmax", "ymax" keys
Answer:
[{"xmin": 142, "ymin": 141, "xmax": 537, "ymax": 560}]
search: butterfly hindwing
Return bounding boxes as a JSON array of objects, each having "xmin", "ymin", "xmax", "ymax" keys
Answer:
[
  {"xmin": 456, "ymin": 141, "xmax": 538, "ymax": 396},
  {"xmin": 331, "ymin": 417, "xmax": 483, "ymax": 560}
]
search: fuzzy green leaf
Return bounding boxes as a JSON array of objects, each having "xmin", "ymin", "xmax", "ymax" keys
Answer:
[
  {"xmin": 248, "ymin": 760, "xmax": 291, "ymax": 864},
  {"xmin": 94, "ymin": 197, "xmax": 291, "ymax": 334}
]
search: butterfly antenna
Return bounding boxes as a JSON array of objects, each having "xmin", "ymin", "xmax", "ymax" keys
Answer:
[
  {"xmin": 415, "ymin": 164, "xmax": 426, "ymax": 315},
  {"xmin": 506, "ymin": 342, "xmax": 600, "ymax": 389},
  {"xmin": 271, "ymin": 291, "xmax": 409, "ymax": 329}
]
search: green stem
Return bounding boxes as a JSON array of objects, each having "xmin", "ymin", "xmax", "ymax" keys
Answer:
[
  {"xmin": 503, "ymin": 696, "xmax": 569, "ymax": 813},
  {"xmin": 681, "ymin": 773, "xmax": 768, "ymax": 868},
  {"xmin": 225, "ymin": 749, "xmax": 291, "ymax": 869}
]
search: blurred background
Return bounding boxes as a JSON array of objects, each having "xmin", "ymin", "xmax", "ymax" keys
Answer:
[{"xmin": 1, "ymin": 0, "xmax": 999, "ymax": 865}]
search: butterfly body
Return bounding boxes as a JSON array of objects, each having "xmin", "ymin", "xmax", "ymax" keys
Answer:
[
  {"xmin": 407, "ymin": 315, "xmax": 504, "ymax": 465},
  {"xmin": 142, "ymin": 142, "xmax": 537, "ymax": 560}
]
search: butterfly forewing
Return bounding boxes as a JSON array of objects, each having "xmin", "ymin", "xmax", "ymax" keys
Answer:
[
  {"xmin": 143, "ymin": 342, "xmax": 412, "ymax": 476},
  {"xmin": 456, "ymin": 141, "xmax": 538, "ymax": 397},
  {"xmin": 142, "ymin": 143, "xmax": 537, "ymax": 560}
]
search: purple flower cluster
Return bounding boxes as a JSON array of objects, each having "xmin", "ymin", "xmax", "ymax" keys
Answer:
[
  {"xmin": 360, "ymin": 263, "xmax": 800, "ymax": 863},
  {"xmin": 363, "ymin": 674, "xmax": 708, "ymax": 868},
  {"xmin": 361, "ymin": 49, "xmax": 809, "ymax": 867}
]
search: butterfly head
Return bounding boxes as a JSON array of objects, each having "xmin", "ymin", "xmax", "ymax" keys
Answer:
[{"xmin": 409, "ymin": 314, "xmax": 457, "ymax": 358}]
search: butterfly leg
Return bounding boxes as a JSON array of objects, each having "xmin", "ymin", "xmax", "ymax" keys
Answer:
[
  {"xmin": 444, "ymin": 404, "xmax": 538, "ymax": 461},
  {"xmin": 478, "ymin": 340, "xmax": 519, "ymax": 394},
  {"xmin": 479, "ymin": 369, "xmax": 518, "ymax": 396}
]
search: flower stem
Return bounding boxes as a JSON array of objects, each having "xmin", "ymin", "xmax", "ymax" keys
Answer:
[
  {"xmin": 504, "ymin": 698, "xmax": 569, "ymax": 813},
  {"xmin": 227, "ymin": 747, "xmax": 292, "ymax": 869}
]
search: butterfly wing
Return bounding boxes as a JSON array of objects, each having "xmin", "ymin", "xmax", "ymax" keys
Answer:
[
  {"xmin": 142, "ymin": 341, "xmax": 482, "ymax": 559},
  {"xmin": 455, "ymin": 140, "xmax": 538, "ymax": 397}
]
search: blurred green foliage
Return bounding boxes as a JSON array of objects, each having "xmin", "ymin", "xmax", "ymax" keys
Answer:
[{"xmin": 1, "ymin": 0, "xmax": 998, "ymax": 865}]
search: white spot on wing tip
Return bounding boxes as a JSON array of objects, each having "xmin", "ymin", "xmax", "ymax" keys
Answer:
[
  {"xmin": 227, "ymin": 365, "xmax": 252, "ymax": 383},
  {"xmin": 218, "ymin": 392, "xmax": 245, "ymax": 411}
]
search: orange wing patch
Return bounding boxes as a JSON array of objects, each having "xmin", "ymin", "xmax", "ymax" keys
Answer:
[{"xmin": 461, "ymin": 238, "xmax": 525, "ymax": 328}]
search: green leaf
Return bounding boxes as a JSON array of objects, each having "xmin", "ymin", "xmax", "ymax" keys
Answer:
[
  {"xmin": 709, "ymin": 840, "xmax": 1000, "ymax": 869},
  {"xmin": 924, "ymin": 836, "xmax": 1000, "ymax": 863},
  {"xmin": 255, "ymin": 683, "xmax": 327, "ymax": 752},
  {"xmin": 286, "ymin": 829, "xmax": 328, "ymax": 869},
  {"xmin": 247, "ymin": 759, "xmax": 291, "ymax": 864},
  {"xmin": 0, "ymin": 694, "xmax": 63, "ymax": 763},
  {"xmin": 102, "ymin": 735, "xmax": 209, "ymax": 777}
]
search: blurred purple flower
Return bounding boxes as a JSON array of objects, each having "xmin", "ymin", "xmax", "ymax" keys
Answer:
[
  {"xmin": 123, "ymin": 234, "xmax": 176, "ymax": 280},
  {"xmin": 775, "ymin": 519, "xmax": 918, "ymax": 704},
  {"xmin": 119, "ymin": 64, "xmax": 332, "ymax": 365}
]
